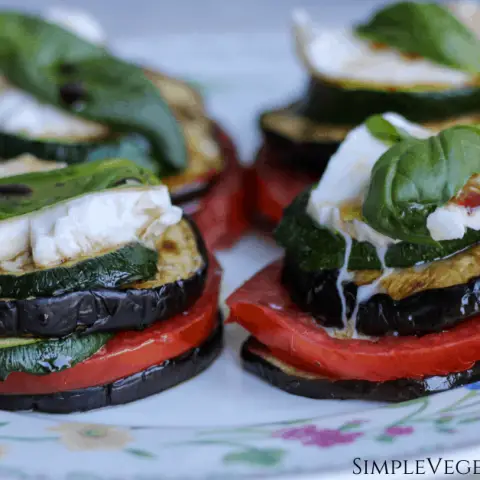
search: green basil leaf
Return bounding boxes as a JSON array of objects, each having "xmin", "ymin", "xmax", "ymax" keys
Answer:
[
  {"xmin": 0, "ymin": 12, "xmax": 186, "ymax": 171},
  {"xmin": 363, "ymin": 125, "xmax": 480, "ymax": 244},
  {"xmin": 356, "ymin": 2, "xmax": 480, "ymax": 74},
  {"xmin": 0, "ymin": 158, "xmax": 160, "ymax": 221},
  {"xmin": 275, "ymin": 188, "xmax": 480, "ymax": 271},
  {"xmin": 365, "ymin": 114, "xmax": 415, "ymax": 145}
]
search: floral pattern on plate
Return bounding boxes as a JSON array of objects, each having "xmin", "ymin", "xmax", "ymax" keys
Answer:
[{"xmin": 0, "ymin": 384, "xmax": 480, "ymax": 479}]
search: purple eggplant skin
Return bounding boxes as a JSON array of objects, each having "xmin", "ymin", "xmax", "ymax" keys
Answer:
[
  {"xmin": 282, "ymin": 254, "xmax": 480, "ymax": 336},
  {"xmin": 0, "ymin": 216, "xmax": 208, "ymax": 338},
  {"xmin": 281, "ymin": 255, "xmax": 357, "ymax": 329},
  {"xmin": 170, "ymin": 179, "xmax": 215, "ymax": 207},
  {"xmin": 242, "ymin": 337, "xmax": 480, "ymax": 403},
  {"xmin": 0, "ymin": 319, "xmax": 223, "ymax": 413},
  {"xmin": 260, "ymin": 126, "xmax": 340, "ymax": 174}
]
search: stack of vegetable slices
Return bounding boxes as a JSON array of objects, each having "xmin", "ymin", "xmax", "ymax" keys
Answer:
[
  {"xmin": 0, "ymin": 159, "xmax": 222, "ymax": 413},
  {"xmin": 249, "ymin": 1, "xmax": 480, "ymax": 228},
  {"xmin": 0, "ymin": 10, "xmax": 247, "ymax": 250},
  {"xmin": 228, "ymin": 113, "xmax": 480, "ymax": 402}
]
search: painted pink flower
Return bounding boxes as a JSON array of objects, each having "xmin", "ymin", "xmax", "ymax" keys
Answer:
[
  {"xmin": 272, "ymin": 425, "xmax": 363, "ymax": 448},
  {"xmin": 385, "ymin": 426, "xmax": 414, "ymax": 436}
]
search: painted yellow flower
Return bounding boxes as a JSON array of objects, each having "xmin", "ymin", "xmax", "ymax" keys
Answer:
[{"xmin": 50, "ymin": 422, "xmax": 133, "ymax": 452}]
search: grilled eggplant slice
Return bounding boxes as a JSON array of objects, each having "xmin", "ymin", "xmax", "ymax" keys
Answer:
[
  {"xmin": 261, "ymin": 84, "xmax": 480, "ymax": 172},
  {"xmin": 282, "ymin": 241, "xmax": 480, "ymax": 336},
  {"xmin": 0, "ymin": 320, "xmax": 222, "ymax": 413},
  {"xmin": 0, "ymin": 243, "xmax": 158, "ymax": 300},
  {"xmin": 242, "ymin": 336, "xmax": 480, "ymax": 402},
  {"xmin": 260, "ymin": 107, "xmax": 344, "ymax": 174},
  {"xmin": 0, "ymin": 217, "xmax": 208, "ymax": 338}
]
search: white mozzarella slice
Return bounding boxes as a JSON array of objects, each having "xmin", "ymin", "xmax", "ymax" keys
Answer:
[{"xmin": 0, "ymin": 187, "xmax": 182, "ymax": 270}]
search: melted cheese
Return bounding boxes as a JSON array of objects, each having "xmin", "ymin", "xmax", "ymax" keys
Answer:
[
  {"xmin": 0, "ymin": 8, "xmax": 107, "ymax": 141},
  {"xmin": 0, "ymin": 187, "xmax": 182, "ymax": 271},
  {"xmin": 293, "ymin": 6, "xmax": 478, "ymax": 88},
  {"xmin": 306, "ymin": 113, "xmax": 432, "ymax": 329}
]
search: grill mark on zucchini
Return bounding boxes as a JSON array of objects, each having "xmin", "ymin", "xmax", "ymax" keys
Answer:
[
  {"xmin": 0, "ymin": 184, "xmax": 32, "ymax": 196},
  {"xmin": 0, "ymin": 218, "xmax": 208, "ymax": 337},
  {"xmin": 0, "ymin": 320, "xmax": 222, "ymax": 413},
  {"xmin": 242, "ymin": 337, "xmax": 480, "ymax": 402}
]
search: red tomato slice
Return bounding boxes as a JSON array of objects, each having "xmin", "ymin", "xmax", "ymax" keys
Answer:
[
  {"xmin": 192, "ymin": 125, "xmax": 250, "ymax": 250},
  {"xmin": 0, "ymin": 256, "xmax": 222, "ymax": 395},
  {"xmin": 248, "ymin": 146, "xmax": 317, "ymax": 225},
  {"xmin": 227, "ymin": 260, "xmax": 480, "ymax": 382}
]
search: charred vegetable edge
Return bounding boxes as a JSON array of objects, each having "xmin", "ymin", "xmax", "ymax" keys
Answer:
[
  {"xmin": 0, "ymin": 242, "xmax": 158, "ymax": 300},
  {"xmin": 242, "ymin": 337, "xmax": 480, "ymax": 402},
  {"xmin": 0, "ymin": 216, "xmax": 208, "ymax": 338}
]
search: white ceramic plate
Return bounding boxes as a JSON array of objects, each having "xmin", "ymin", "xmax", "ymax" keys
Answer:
[
  {"xmin": 3, "ymin": 26, "xmax": 480, "ymax": 480},
  {"xmin": 2, "ymin": 235, "xmax": 480, "ymax": 480}
]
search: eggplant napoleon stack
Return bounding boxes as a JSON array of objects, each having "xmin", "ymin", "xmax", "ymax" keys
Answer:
[
  {"xmin": 0, "ymin": 159, "xmax": 222, "ymax": 413},
  {"xmin": 229, "ymin": 113, "xmax": 480, "ymax": 402},
  {"xmin": 249, "ymin": 0, "xmax": 480, "ymax": 229},
  {"xmin": 0, "ymin": 9, "xmax": 247, "ymax": 251}
]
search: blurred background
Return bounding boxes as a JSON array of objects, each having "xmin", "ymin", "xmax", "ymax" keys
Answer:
[{"xmin": 0, "ymin": 0, "xmax": 453, "ymax": 161}]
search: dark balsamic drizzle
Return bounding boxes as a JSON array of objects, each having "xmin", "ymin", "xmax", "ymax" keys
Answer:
[
  {"xmin": 0, "ymin": 184, "xmax": 33, "ymax": 196},
  {"xmin": 59, "ymin": 81, "xmax": 87, "ymax": 109}
]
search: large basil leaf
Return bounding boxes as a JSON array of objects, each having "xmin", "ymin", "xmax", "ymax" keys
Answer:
[
  {"xmin": 0, "ymin": 12, "xmax": 186, "ymax": 171},
  {"xmin": 356, "ymin": 2, "xmax": 480, "ymax": 74},
  {"xmin": 0, "ymin": 158, "xmax": 160, "ymax": 221},
  {"xmin": 275, "ymin": 189, "xmax": 480, "ymax": 271},
  {"xmin": 363, "ymin": 125, "xmax": 480, "ymax": 244}
]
